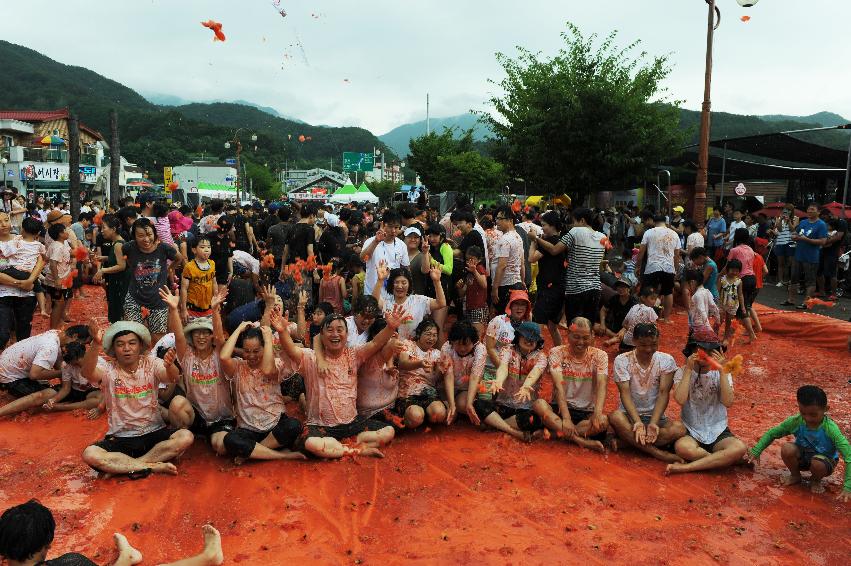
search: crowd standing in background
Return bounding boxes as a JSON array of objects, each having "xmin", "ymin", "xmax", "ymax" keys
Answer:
[{"xmin": 0, "ymin": 188, "xmax": 849, "ymax": 565}]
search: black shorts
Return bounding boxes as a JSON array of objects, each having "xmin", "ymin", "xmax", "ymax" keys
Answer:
[
  {"xmin": 740, "ymin": 275, "xmax": 757, "ymax": 310},
  {"xmin": 472, "ymin": 399, "xmax": 541, "ymax": 431},
  {"xmin": 533, "ymin": 285, "xmax": 565, "ymax": 324},
  {"xmin": 232, "ymin": 414, "xmax": 302, "ymax": 450},
  {"xmin": 641, "ymin": 271, "xmax": 675, "ymax": 295},
  {"xmin": 280, "ymin": 374, "xmax": 306, "ymax": 400},
  {"xmin": 564, "ymin": 289, "xmax": 600, "ymax": 325},
  {"xmin": 393, "ymin": 387, "xmax": 438, "ymax": 415},
  {"xmin": 43, "ymin": 285, "xmax": 72, "ymax": 301},
  {"xmin": 189, "ymin": 412, "xmax": 236, "ymax": 437},
  {"xmin": 93, "ymin": 427, "xmax": 173, "ymax": 458},
  {"xmin": 51, "ymin": 385, "xmax": 98, "ymax": 404},
  {"xmin": 798, "ymin": 446, "xmax": 838, "ymax": 475},
  {"xmin": 819, "ymin": 250, "xmax": 839, "ymax": 279},
  {"xmin": 1, "ymin": 378, "xmax": 49, "ymax": 398},
  {"xmin": 693, "ymin": 427, "xmax": 736, "ymax": 452},
  {"xmin": 549, "ymin": 403, "xmax": 606, "ymax": 441},
  {"xmin": 300, "ymin": 415, "xmax": 389, "ymax": 447}
]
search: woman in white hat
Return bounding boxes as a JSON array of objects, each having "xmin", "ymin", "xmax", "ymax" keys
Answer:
[{"xmin": 80, "ymin": 320, "xmax": 194, "ymax": 478}]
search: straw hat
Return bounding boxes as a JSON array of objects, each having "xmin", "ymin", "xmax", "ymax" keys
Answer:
[{"xmin": 103, "ymin": 321, "xmax": 151, "ymax": 352}]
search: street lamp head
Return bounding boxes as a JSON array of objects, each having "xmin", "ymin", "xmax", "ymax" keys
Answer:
[
  {"xmin": 0, "ymin": 158, "xmax": 7, "ymax": 165},
  {"xmin": 736, "ymin": 0, "xmax": 759, "ymax": 6},
  {"xmin": 250, "ymin": 134, "xmax": 258, "ymax": 142},
  {"xmin": 224, "ymin": 141, "xmax": 231, "ymax": 149}
]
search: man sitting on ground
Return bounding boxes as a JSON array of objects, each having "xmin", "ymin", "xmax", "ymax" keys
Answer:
[{"xmin": 80, "ymin": 321, "xmax": 194, "ymax": 478}]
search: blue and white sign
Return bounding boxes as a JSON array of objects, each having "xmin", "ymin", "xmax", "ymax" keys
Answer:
[{"xmin": 225, "ymin": 158, "xmax": 237, "ymax": 166}]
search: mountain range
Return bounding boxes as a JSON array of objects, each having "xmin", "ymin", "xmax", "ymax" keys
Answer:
[{"xmin": 0, "ymin": 39, "xmax": 847, "ymax": 182}]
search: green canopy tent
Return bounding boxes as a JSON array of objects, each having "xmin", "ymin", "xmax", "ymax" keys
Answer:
[
  {"xmin": 355, "ymin": 182, "xmax": 379, "ymax": 204},
  {"xmin": 330, "ymin": 183, "xmax": 358, "ymax": 204}
]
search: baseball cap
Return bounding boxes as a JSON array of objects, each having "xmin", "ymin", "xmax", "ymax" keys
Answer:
[
  {"xmin": 515, "ymin": 321, "xmax": 542, "ymax": 342},
  {"xmin": 673, "ymin": 205, "xmax": 685, "ymax": 213},
  {"xmin": 403, "ymin": 226, "xmax": 422, "ymax": 238}
]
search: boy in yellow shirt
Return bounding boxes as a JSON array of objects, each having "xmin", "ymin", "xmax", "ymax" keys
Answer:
[{"xmin": 181, "ymin": 235, "xmax": 218, "ymax": 321}]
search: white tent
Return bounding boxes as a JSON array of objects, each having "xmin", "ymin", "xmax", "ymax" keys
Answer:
[
  {"xmin": 353, "ymin": 183, "xmax": 379, "ymax": 204},
  {"xmin": 329, "ymin": 183, "xmax": 358, "ymax": 204}
]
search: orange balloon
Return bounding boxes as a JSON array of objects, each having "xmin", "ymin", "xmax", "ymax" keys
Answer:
[
  {"xmin": 740, "ymin": 15, "xmax": 751, "ymax": 22},
  {"xmin": 298, "ymin": 135, "xmax": 306, "ymax": 142},
  {"xmin": 168, "ymin": 181, "xmax": 179, "ymax": 190}
]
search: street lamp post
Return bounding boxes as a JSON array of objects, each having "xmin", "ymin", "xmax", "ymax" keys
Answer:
[
  {"xmin": 225, "ymin": 129, "xmax": 257, "ymax": 203},
  {"xmin": 0, "ymin": 158, "xmax": 7, "ymax": 190},
  {"xmin": 693, "ymin": 0, "xmax": 759, "ymax": 224}
]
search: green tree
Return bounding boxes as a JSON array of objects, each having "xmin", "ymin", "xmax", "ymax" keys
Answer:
[
  {"xmin": 366, "ymin": 179, "xmax": 403, "ymax": 205},
  {"xmin": 433, "ymin": 151, "xmax": 506, "ymax": 196},
  {"xmin": 244, "ymin": 161, "xmax": 281, "ymax": 200},
  {"xmin": 481, "ymin": 23, "xmax": 686, "ymax": 204},
  {"xmin": 408, "ymin": 127, "xmax": 504, "ymax": 196}
]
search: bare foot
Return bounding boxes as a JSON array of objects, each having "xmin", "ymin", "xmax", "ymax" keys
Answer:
[
  {"xmin": 573, "ymin": 436, "xmax": 606, "ymax": 453},
  {"xmin": 278, "ymin": 450, "xmax": 308, "ymax": 461},
  {"xmin": 782, "ymin": 474, "xmax": 802, "ymax": 487},
  {"xmin": 665, "ymin": 462, "xmax": 688, "ymax": 475},
  {"xmin": 810, "ymin": 480, "xmax": 825, "ymax": 494},
  {"xmin": 200, "ymin": 524, "xmax": 224, "ymax": 566},
  {"xmin": 113, "ymin": 532, "xmax": 143, "ymax": 565},
  {"xmin": 358, "ymin": 446, "xmax": 384, "ymax": 458},
  {"xmin": 652, "ymin": 449, "xmax": 685, "ymax": 464},
  {"xmin": 150, "ymin": 462, "xmax": 178, "ymax": 475}
]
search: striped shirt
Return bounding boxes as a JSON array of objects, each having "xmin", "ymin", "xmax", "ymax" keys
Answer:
[
  {"xmin": 775, "ymin": 217, "xmax": 793, "ymax": 246},
  {"xmin": 561, "ymin": 226, "xmax": 605, "ymax": 294}
]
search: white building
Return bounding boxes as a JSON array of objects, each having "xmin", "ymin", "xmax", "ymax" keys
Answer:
[{"xmin": 172, "ymin": 161, "xmax": 239, "ymax": 202}]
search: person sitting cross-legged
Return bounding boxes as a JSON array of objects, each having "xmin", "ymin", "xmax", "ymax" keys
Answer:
[{"xmin": 80, "ymin": 321, "xmax": 194, "ymax": 478}]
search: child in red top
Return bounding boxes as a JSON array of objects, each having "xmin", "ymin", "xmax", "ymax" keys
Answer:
[
  {"xmin": 457, "ymin": 245, "xmax": 488, "ymax": 337},
  {"xmin": 750, "ymin": 250, "xmax": 768, "ymax": 333},
  {"xmin": 318, "ymin": 259, "xmax": 346, "ymax": 314}
]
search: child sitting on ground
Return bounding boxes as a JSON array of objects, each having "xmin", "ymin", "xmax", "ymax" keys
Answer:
[
  {"xmin": 666, "ymin": 345, "xmax": 747, "ymax": 475},
  {"xmin": 718, "ymin": 259, "xmax": 746, "ymax": 346},
  {"xmin": 469, "ymin": 321, "xmax": 548, "ymax": 442},
  {"xmin": 746, "ymin": 385, "xmax": 851, "ymax": 500},
  {"xmin": 614, "ymin": 285, "xmax": 659, "ymax": 351}
]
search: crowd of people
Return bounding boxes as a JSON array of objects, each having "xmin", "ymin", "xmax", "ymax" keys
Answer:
[{"xmin": 0, "ymin": 191, "xmax": 849, "ymax": 565}]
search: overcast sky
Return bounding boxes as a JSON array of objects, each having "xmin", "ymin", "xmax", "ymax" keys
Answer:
[{"xmin": 5, "ymin": 0, "xmax": 850, "ymax": 134}]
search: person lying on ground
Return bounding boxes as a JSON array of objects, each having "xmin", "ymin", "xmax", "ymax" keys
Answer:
[
  {"xmin": 0, "ymin": 499, "xmax": 223, "ymax": 566},
  {"xmin": 80, "ymin": 321, "xmax": 194, "ymax": 478},
  {"xmin": 746, "ymin": 384, "xmax": 851, "ymax": 501},
  {"xmin": 0, "ymin": 326, "xmax": 92, "ymax": 419},
  {"xmin": 535, "ymin": 317, "xmax": 610, "ymax": 453},
  {"xmin": 440, "ymin": 319, "xmax": 486, "ymax": 421},
  {"xmin": 666, "ymin": 346, "xmax": 747, "ymax": 475},
  {"xmin": 609, "ymin": 323, "xmax": 687, "ymax": 463},
  {"xmin": 394, "ymin": 319, "xmax": 452, "ymax": 429},
  {"xmin": 159, "ymin": 285, "xmax": 234, "ymax": 456},
  {"xmin": 469, "ymin": 321, "xmax": 547, "ymax": 442},
  {"xmin": 218, "ymin": 321, "xmax": 307, "ymax": 463},
  {"xmin": 272, "ymin": 304, "xmax": 410, "ymax": 459}
]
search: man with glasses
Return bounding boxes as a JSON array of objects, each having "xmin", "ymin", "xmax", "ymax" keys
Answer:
[{"xmin": 491, "ymin": 205, "xmax": 526, "ymax": 314}]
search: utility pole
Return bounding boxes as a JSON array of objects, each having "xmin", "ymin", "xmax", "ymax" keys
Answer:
[
  {"xmin": 693, "ymin": 0, "xmax": 719, "ymax": 224},
  {"xmin": 109, "ymin": 109, "xmax": 120, "ymax": 209},
  {"xmin": 426, "ymin": 93, "xmax": 430, "ymax": 135},
  {"xmin": 68, "ymin": 112, "xmax": 81, "ymax": 219}
]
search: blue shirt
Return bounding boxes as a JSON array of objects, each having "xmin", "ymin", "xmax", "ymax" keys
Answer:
[
  {"xmin": 794, "ymin": 219, "xmax": 827, "ymax": 264},
  {"xmin": 704, "ymin": 258, "xmax": 719, "ymax": 301},
  {"xmin": 706, "ymin": 217, "xmax": 726, "ymax": 247}
]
